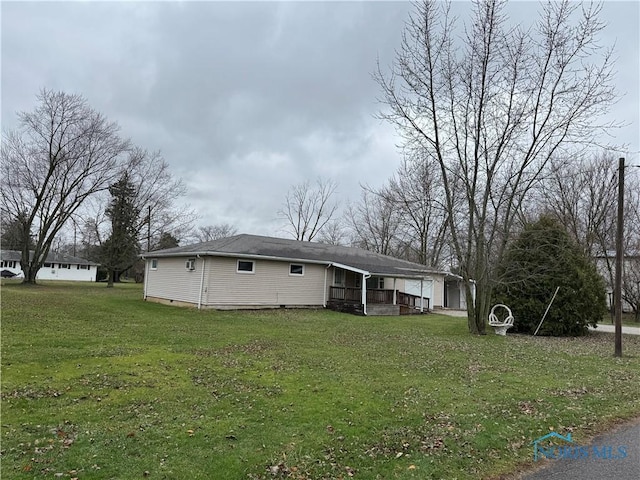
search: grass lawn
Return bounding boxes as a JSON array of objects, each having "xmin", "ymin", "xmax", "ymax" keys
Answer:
[{"xmin": 1, "ymin": 282, "xmax": 639, "ymax": 479}]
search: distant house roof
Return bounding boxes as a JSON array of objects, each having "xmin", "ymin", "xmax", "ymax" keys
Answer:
[
  {"xmin": 0, "ymin": 250, "xmax": 99, "ymax": 266},
  {"xmin": 144, "ymin": 234, "xmax": 459, "ymax": 279}
]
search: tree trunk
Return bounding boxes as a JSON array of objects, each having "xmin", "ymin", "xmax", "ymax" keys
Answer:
[
  {"xmin": 474, "ymin": 290, "xmax": 489, "ymax": 335},
  {"xmin": 107, "ymin": 269, "xmax": 114, "ymax": 288},
  {"xmin": 465, "ymin": 277, "xmax": 489, "ymax": 335},
  {"xmin": 22, "ymin": 264, "xmax": 38, "ymax": 284}
]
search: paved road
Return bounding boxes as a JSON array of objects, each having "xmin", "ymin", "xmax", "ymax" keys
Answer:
[
  {"xmin": 437, "ymin": 311, "xmax": 640, "ymax": 335},
  {"xmin": 590, "ymin": 324, "xmax": 640, "ymax": 335},
  {"xmin": 520, "ymin": 418, "xmax": 640, "ymax": 480}
]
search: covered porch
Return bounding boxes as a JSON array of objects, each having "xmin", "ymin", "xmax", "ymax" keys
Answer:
[{"xmin": 325, "ymin": 266, "xmax": 430, "ymax": 316}]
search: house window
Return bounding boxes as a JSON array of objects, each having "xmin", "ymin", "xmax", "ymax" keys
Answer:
[
  {"xmin": 59, "ymin": 263, "xmax": 70, "ymax": 269},
  {"xmin": 367, "ymin": 277, "xmax": 384, "ymax": 289},
  {"xmin": 334, "ymin": 269, "xmax": 345, "ymax": 286},
  {"xmin": 44, "ymin": 262, "xmax": 52, "ymax": 268},
  {"xmin": 2, "ymin": 260, "xmax": 17, "ymax": 268},
  {"xmin": 150, "ymin": 259, "xmax": 158, "ymax": 270},
  {"xmin": 185, "ymin": 258, "xmax": 196, "ymax": 271},
  {"xmin": 77, "ymin": 264, "xmax": 88, "ymax": 270},
  {"xmin": 237, "ymin": 260, "xmax": 255, "ymax": 273},
  {"xmin": 289, "ymin": 264, "xmax": 304, "ymax": 276}
]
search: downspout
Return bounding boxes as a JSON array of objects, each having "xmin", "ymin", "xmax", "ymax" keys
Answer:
[
  {"xmin": 143, "ymin": 258, "xmax": 149, "ymax": 300},
  {"xmin": 197, "ymin": 255, "xmax": 206, "ymax": 310},
  {"xmin": 323, "ymin": 264, "xmax": 331, "ymax": 308},
  {"xmin": 392, "ymin": 278, "xmax": 397, "ymax": 305},
  {"xmin": 362, "ymin": 274, "xmax": 371, "ymax": 315},
  {"xmin": 420, "ymin": 278, "xmax": 424, "ymax": 313}
]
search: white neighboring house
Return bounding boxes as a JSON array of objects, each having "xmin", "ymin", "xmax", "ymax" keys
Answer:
[
  {"xmin": 594, "ymin": 250, "xmax": 640, "ymax": 313},
  {"xmin": 141, "ymin": 234, "xmax": 472, "ymax": 315},
  {"xmin": 0, "ymin": 250, "xmax": 99, "ymax": 282}
]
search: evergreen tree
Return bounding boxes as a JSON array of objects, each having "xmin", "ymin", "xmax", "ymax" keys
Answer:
[
  {"xmin": 493, "ymin": 216, "xmax": 606, "ymax": 336},
  {"xmin": 102, "ymin": 173, "xmax": 140, "ymax": 286},
  {"xmin": 154, "ymin": 232, "xmax": 179, "ymax": 250}
]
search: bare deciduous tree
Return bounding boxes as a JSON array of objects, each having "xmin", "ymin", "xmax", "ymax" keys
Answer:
[
  {"xmin": 384, "ymin": 154, "xmax": 450, "ymax": 267},
  {"xmin": 346, "ymin": 188, "xmax": 404, "ymax": 256},
  {"xmin": 376, "ymin": 0, "xmax": 617, "ymax": 333},
  {"xmin": 623, "ymin": 246, "xmax": 640, "ymax": 321},
  {"xmin": 0, "ymin": 89, "xmax": 129, "ymax": 284},
  {"xmin": 78, "ymin": 147, "xmax": 197, "ymax": 255},
  {"xmin": 539, "ymin": 152, "xmax": 640, "ymax": 297},
  {"xmin": 317, "ymin": 219, "xmax": 349, "ymax": 246},
  {"xmin": 125, "ymin": 147, "xmax": 196, "ymax": 249},
  {"xmin": 279, "ymin": 178, "xmax": 338, "ymax": 242},
  {"xmin": 196, "ymin": 223, "xmax": 238, "ymax": 242}
]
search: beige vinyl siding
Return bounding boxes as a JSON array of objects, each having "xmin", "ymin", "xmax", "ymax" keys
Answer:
[
  {"xmin": 383, "ymin": 277, "xmax": 404, "ymax": 291},
  {"xmin": 432, "ymin": 276, "xmax": 445, "ymax": 308},
  {"xmin": 145, "ymin": 257, "xmax": 203, "ymax": 305},
  {"xmin": 205, "ymin": 257, "xmax": 326, "ymax": 307}
]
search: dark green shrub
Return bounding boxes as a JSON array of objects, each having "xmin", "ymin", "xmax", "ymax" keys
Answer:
[{"xmin": 492, "ymin": 216, "xmax": 606, "ymax": 336}]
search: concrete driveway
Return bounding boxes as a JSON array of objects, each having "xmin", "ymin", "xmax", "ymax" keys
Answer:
[
  {"xmin": 590, "ymin": 324, "xmax": 640, "ymax": 335},
  {"xmin": 436, "ymin": 311, "xmax": 640, "ymax": 335}
]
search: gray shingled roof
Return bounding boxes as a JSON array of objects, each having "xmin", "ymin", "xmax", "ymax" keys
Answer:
[
  {"xmin": 144, "ymin": 234, "xmax": 453, "ymax": 278},
  {"xmin": 0, "ymin": 250, "xmax": 99, "ymax": 266}
]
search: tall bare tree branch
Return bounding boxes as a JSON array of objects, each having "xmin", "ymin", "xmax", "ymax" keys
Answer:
[
  {"xmin": 375, "ymin": 0, "xmax": 618, "ymax": 333},
  {"xmin": 0, "ymin": 89, "xmax": 129, "ymax": 283},
  {"xmin": 279, "ymin": 178, "xmax": 338, "ymax": 242}
]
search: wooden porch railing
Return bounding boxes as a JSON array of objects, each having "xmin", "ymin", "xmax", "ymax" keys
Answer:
[
  {"xmin": 398, "ymin": 291, "xmax": 429, "ymax": 310},
  {"xmin": 329, "ymin": 287, "xmax": 429, "ymax": 309}
]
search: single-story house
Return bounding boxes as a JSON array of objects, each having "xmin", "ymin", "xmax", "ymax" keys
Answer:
[
  {"xmin": 141, "ymin": 234, "xmax": 473, "ymax": 315},
  {"xmin": 0, "ymin": 250, "xmax": 99, "ymax": 282}
]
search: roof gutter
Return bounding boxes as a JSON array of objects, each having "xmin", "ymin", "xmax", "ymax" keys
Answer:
[
  {"xmin": 140, "ymin": 250, "xmax": 332, "ymax": 268},
  {"xmin": 330, "ymin": 262, "xmax": 369, "ymax": 276}
]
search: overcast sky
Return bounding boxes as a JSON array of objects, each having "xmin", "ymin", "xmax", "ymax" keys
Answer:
[{"xmin": 2, "ymin": 1, "xmax": 639, "ymax": 240}]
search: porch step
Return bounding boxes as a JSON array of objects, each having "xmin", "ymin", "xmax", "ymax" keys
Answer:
[
  {"xmin": 399, "ymin": 305, "xmax": 427, "ymax": 315},
  {"xmin": 367, "ymin": 304, "xmax": 400, "ymax": 316}
]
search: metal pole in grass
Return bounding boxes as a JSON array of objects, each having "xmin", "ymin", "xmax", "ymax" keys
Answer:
[
  {"xmin": 614, "ymin": 158, "xmax": 625, "ymax": 357},
  {"xmin": 534, "ymin": 287, "xmax": 560, "ymax": 336}
]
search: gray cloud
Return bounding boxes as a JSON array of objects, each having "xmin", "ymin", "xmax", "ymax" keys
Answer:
[{"xmin": 2, "ymin": 1, "xmax": 637, "ymax": 237}]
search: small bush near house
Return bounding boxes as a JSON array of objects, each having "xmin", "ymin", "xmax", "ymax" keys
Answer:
[{"xmin": 493, "ymin": 216, "xmax": 606, "ymax": 336}]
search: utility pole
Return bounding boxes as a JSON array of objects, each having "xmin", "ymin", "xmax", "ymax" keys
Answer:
[
  {"xmin": 73, "ymin": 219, "xmax": 77, "ymax": 257},
  {"xmin": 147, "ymin": 205, "xmax": 151, "ymax": 252},
  {"xmin": 614, "ymin": 158, "xmax": 624, "ymax": 358}
]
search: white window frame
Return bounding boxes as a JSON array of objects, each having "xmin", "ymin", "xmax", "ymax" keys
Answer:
[
  {"xmin": 334, "ymin": 268, "xmax": 345, "ymax": 286},
  {"xmin": 237, "ymin": 260, "xmax": 255, "ymax": 274},
  {"xmin": 185, "ymin": 258, "xmax": 196, "ymax": 271},
  {"xmin": 150, "ymin": 259, "xmax": 158, "ymax": 270},
  {"xmin": 289, "ymin": 263, "xmax": 304, "ymax": 276}
]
